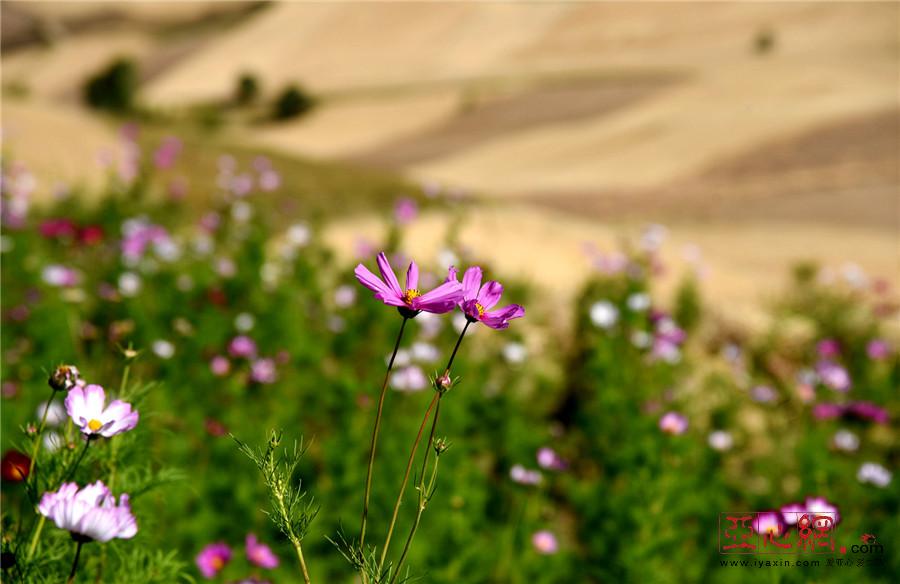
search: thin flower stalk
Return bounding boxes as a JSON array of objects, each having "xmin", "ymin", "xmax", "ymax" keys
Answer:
[{"xmin": 359, "ymin": 315, "xmax": 410, "ymax": 563}]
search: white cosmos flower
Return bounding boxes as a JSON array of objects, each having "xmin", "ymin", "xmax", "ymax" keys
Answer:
[
  {"xmin": 590, "ymin": 301, "xmax": 619, "ymax": 329},
  {"xmin": 39, "ymin": 481, "xmax": 137, "ymax": 542},
  {"xmin": 64, "ymin": 385, "xmax": 139, "ymax": 438}
]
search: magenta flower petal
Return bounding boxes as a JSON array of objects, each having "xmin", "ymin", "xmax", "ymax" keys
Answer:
[
  {"xmin": 354, "ymin": 264, "xmax": 404, "ymax": 306},
  {"xmin": 246, "ymin": 534, "xmax": 279, "ymax": 569},
  {"xmin": 197, "ymin": 542, "xmax": 232, "ymax": 579},
  {"xmin": 406, "ymin": 261, "xmax": 419, "ymax": 291},
  {"xmin": 376, "ymin": 252, "xmax": 403, "ymax": 296},
  {"xmin": 476, "ymin": 281, "xmax": 504, "ymax": 311},
  {"xmin": 481, "ymin": 304, "xmax": 525, "ymax": 329},
  {"xmin": 462, "ymin": 266, "xmax": 482, "ymax": 299},
  {"xmin": 39, "ymin": 481, "xmax": 137, "ymax": 542},
  {"xmin": 413, "ymin": 280, "xmax": 463, "ymax": 313}
]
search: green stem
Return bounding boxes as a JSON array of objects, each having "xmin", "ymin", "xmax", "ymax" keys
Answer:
[
  {"xmin": 389, "ymin": 398, "xmax": 442, "ymax": 584},
  {"xmin": 275, "ymin": 491, "xmax": 311, "ymax": 584},
  {"xmin": 378, "ymin": 391, "xmax": 440, "ymax": 571},
  {"xmin": 388, "ymin": 321, "xmax": 470, "ymax": 582},
  {"xmin": 26, "ymin": 387, "xmax": 58, "ymax": 490},
  {"xmin": 359, "ymin": 317, "xmax": 408, "ymax": 562},
  {"xmin": 62, "ymin": 439, "xmax": 92, "ymax": 484},
  {"xmin": 67, "ymin": 540, "xmax": 84, "ymax": 584},
  {"xmin": 25, "ymin": 516, "xmax": 45, "ymax": 561}
]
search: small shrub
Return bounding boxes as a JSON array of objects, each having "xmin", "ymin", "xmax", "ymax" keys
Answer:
[
  {"xmin": 235, "ymin": 72, "xmax": 260, "ymax": 105},
  {"xmin": 272, "ymin": 84, "xmax": 314, "ymax": 120},
  {"xmin": 83, "ymin": 57, "xmax": 138, "ymax": 113}
]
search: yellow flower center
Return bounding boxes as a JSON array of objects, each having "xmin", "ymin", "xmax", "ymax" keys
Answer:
[
  {"xmin": 211, "ymin": 557, "xmax": 224, "ymax": 570},
  {"xmin": 401, "ymin": 289, "xmax": 420, "ymax": 305},
  {"xmin": 475, "ymin": 302, "xmax": 485, "ymax": 317},
  {"xmin": 88, "ymin": 419, "xmax": 103, "ymax": 432}
]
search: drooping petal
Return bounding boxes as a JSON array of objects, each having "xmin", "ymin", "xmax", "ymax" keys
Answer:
[
  {"xmin": 446, "ymin": 266, "xmax": 458, "ymax": 282},
  {"xmin": 481, "ymin": 304, "xmax": 525, "ymax": 329},
  {"xmin": 376, "ymin": 252, "xmax": 403, "ymax": 296},
  {"xmin": 406, "ymin": 261, "xmax": 419, "ymax": 291},
  {"xmin": 413, "ymin": 280, "xmax": 463, "ymax": 314},
  {"xmin": 462, "ymin": 267, "xmax": 482, "ymax": 301},
  {"xmin": 476, "ymin": 281, "xmax": 504, "ymax": 311}
]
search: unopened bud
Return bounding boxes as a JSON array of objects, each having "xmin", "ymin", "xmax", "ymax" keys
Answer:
[
  {"xmin": 433, "ymin": 437, "xmax": 451, "ymax": 456},
  {"xmin": 48, "ymin": 365, "xmax": 80, "ymax": 392},
  {"xmin": 435, "ymin": 373, "xmax": 452, "ymax": 392}
]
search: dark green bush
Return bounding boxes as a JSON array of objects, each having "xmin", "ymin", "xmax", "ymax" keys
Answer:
[
  {"xmin": 272, "ymin": 84, "xmax": 314, "ymax": 120},
  {"xmin": 83, "ymin": 58, "xmax": 138, "ymax": 113},
  {"xmin": 235, "ymin": 72, "xmax": 260, "ymax": 105}
]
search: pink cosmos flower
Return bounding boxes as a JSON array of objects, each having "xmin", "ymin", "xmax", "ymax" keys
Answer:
[
  {"xmin": 780, "ymin": 502, "xmax": 806, "ymax": 525},
  {"xmin": 39, "ymin": 481, "xmax": 137, "ymax": 542},
  {"xmin": 228, "ymin": 335, "xmax": 258, "ymax": 359},
  {"xmin": 65, "ymin": 385, "xmax": 138, "ymax": 438},
  {"xmin": 210, "ymin": 356, "xmax": 231, "ymax": 377},
  {"xmin": 812, "ymin": 402, "xmax": 843, "ymax": 420},
  {"xmin": 846, "ymin": 401, "xmax": 889, "ymax": 424},
  {"xmin": 394, "ymin": 197, "xmax": 418, "ymax": 224},
  {"xmin": 816, "ymin": 361, "xmax": 851, "ymax": 392},
  {"xmin": 245, "ymin": 534, "xmax": 279, "ymax": 569},
  {"xmin": 354, "ymin": 252, "xmax": 462, "ymax": 317},
  {"xmin": 197, "ymin": 542, "xmax": 232, "ymax": 579},
  {"xmin": 659, "ymin": 412, "xmax": 688, "ymax": 435},
  {"xmin": 449, "ymin": 266, "xmax": 524, "ymax": 329},
  {"xmin": 532, "ymin": 530, "xmax": 559, "ymax": 554},
  {"xmin": 510, "ymin": 464, "xmax": 542, "ymax": 486},
  {"xmin": 536, "ymin": 447, "xmax": 567, "ymax": 471},
  {"xmin": 867, "ymin": 339, "xmax": 890, "ymax": 360},
  {"xmin": 803, "ymin": 496, "xmax": 840, "ymax": 525},
  {"xmin": 752, "ymin": 511, "xmax": 784, "ymax": 536},
  {"xmin": 153, "ymin": 136, "xmax": 182, "ymax": 170},
  {"xmin": 816, "ymin": 339, "xmax": 841, "ymax": 358},
  {"xmin": 250, "ymin": 358, "xmax": 277, "ymax": 384}
]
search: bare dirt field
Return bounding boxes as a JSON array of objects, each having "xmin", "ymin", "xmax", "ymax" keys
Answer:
[{"xmin": 2, "ymin": 1, "xmax": 896, "ymax": 328}]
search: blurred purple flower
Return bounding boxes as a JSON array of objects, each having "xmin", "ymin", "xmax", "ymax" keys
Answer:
[
  {"xmin": 531, "ymin": 530, "xmax": 559, "ymax": 554},
  {"xmin": 536, "ymin": 447, "xmax": 567, "ymax": 471},
  {"xmin": 659, "ymin": 412, "xmax": 688, "ymax": 435},
  {"xmin": 250, "ymin": 358, "xmax": 277, "ymax": 384},
  {"xmin": 153, "ymin": 136, "xmax": 182, "ymax": 170},
  {"xmin": 857, "ymin": 462, "xmax": 892, "ymax": 488},
  {"xmin": 394, "ymin": 197, "xmax": 418, "ymax": 224},
  {"xmin": 803, "ymin": 496, "xmax": 840, "ymax": 525},
  {"xmin": 196, "ymin": 542, "xmax": 231, "ymax": 579},
  {"xmin": 510, "ymin": 464, "xmax": 542, "ymax": 486},
  {"xmin": 245, "ymin": 533, "xmax": 279, "ymax": 569},
  {"xmin": 780, "ymin": 502, "xmax": 806, "ymax": 525},
  {"xmin": 210, "ymin": 356, "xmax": 231, "ymax": 377},
  {"xmin": 391, "ymin": 365, "xmax": 428, "ymax": 392},
  {"xmin": 845, "ymin": 401, "xmax": 889, "ymax": 424},
  {"xmin": 866, "ymin": 339, "xmax": 891, "ymax": 360},
  {"xmin": 258, "ymin": 169, "xmax": 281, "ymax": 192},
  {"xmin": 39, "ymin": 481, "xmax": 137, "ymax": 542},
  {"xmin": 816, "ymin": 339, "xmax": 841, "ymax": 358},
  {"xmin": 42, "ymin": 265, "xmax": 80, "ymax": 287},
  {"xmin": 816, "ymin": 361, "xmax": 850, "ymax": 392},
  {"xmin": 228, "ymin": 336, "xmax": 258, "ymax": 359},
  {"xmin": 751, "ymin": 385, "xmax": 777, "ymax": 403},
  {"xmin": 812, "ymin": 403, "xmax": 843, "ymax": 421},
  {"xmin": 752, "ymin": 511, "xmax": 784, "ymax": 535}
]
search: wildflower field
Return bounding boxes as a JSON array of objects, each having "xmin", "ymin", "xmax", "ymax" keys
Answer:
[{"xmin": 1, "ymin": 125, "xmax": 897, "ymax": 584}]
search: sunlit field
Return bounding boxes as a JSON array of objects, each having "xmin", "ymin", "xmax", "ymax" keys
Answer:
[{"xmin": 1, "ymin": 2, "xmax": 898, "ymax": 584}]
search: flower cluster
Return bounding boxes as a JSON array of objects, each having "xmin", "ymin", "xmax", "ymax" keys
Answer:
[{"xmin": 196, "ymin": 534, "xmax": 279, "ymax": 580}]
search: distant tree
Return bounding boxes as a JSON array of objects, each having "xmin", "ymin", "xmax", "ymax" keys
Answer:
[
  {"xmin": 754, "ymin": 28, "xmax": 776, "ymax": 55},
  {"xmin": 83, "ymin": 58, "xmax": 138, "ymax": 113},
  {"xmin": 272, "ymin": 85, "xmax": 314, "ymax": 120},
  {"xmin": 235, "ymin": 72, "xmax": 260, "ymax": 105}
]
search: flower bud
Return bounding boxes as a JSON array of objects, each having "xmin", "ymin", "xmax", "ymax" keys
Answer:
[
  {"xmin": 1, "ymin": 450, "xmax": 30, "ymax": 482},
  {"xmin": 435, "ymin": 373, "xmax": 452, "ymax": 392},
  {"xmin": 433, "ymin": 437, "xmax": 451, "ymax": 456},
  {"xmin": 48, "ymin": 365, "xmax": 80, "ymax": 392}
]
